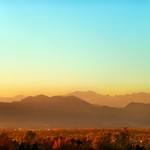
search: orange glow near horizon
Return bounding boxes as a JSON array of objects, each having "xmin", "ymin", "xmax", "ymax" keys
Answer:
[{"xmin": 0, "ymin": 85, "xmax": 150, "ymax": 98}]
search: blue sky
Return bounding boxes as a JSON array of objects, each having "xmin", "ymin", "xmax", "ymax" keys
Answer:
[{"xmin": 0, "ymin": 1, "xmax": 150, "ymax": 96}]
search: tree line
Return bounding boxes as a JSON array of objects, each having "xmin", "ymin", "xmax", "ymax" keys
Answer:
[{"xmin": 0, "ymin": 127, "xmax": 150, "ymax": 150}]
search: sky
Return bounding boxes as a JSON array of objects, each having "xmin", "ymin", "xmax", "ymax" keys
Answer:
[{"xmin": 0, "ymin": 0, "xmax": 150, "ymax": 97}]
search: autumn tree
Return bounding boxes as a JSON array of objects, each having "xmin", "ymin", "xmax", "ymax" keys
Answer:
[
  {"xmin": 114, "ymin": 127, "xmax": 134, "ymax": 150},
  {"xmin": 0, "ymin": 139, "xmax": 13, "ymax": 150},
  {"xmin": 24, "ymin": 130, "xmax": 36, "ymax": 144},
  {"xmin": 0, "ymin": 130, "xmax": 13, "ymax": 150},
  {"xmin": 92, "ymin": 132, "xmax": 112, "ymax": 150},
  {"xmin": 53, "ymin": 137, "xmax": 73, "ymax": 150}
]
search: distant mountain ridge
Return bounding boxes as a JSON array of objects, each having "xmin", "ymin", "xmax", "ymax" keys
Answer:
[
  {"xmin": 66, "ymin": 91, "xmax": 150, "ymax": 107},
  {"xmin": 0, "ymin": 95, "xmax": 26, "ymax": 102},
  {"xmin": 0, "ymin": 95, "xmax": 150, "ymax": 129},
  {"xmin": 1, "ymin": 91, "xmax": 150, "ymax": 107}
]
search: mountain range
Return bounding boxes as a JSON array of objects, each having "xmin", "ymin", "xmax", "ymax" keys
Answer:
[
  {"xmin": 1, "ymin": 91, "xmax": 150, "ymax": 108},
  {"xmin": 0, "ymin": 95, "xmax": 150, "ymax": 129},
  {"xmin": 66, "ymin": 91, "xmax": 150, "ymax": 107}
]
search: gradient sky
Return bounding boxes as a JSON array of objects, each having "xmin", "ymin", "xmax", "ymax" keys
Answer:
[{"xmin": 0, "ymin": 1, "xmax": 150, "ymax": 97}]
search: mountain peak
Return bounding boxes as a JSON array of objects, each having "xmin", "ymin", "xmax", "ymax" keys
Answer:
[
  {"xmin": 67, "ymin": 91, "xmax": 99, "ymax": 96},
  {"xmin": 65, "ymin": 91, "xmax": 150, "ymax": 108},
  {"xmin": 21, "ymin": 94, "xmax": 50, "ymax": 103},
  {"xmin": 35, "ymin": 94, "xmax": 50, "ymax": 99},
  {"xmin": 87, "ymin": 90, "xmax": 98, "ymax": 94},
  {"xmin": 125, "ymin": 102, "xmax": 150, "ymax": 109}
]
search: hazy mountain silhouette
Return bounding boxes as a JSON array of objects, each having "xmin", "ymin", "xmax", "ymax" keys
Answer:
[
  {"xmin": 66, "ymin": 91, "xmax": 150, "ymax": 107},
  {"xmin": 0, "ymin": 95, "xmax": 150, "ymax": 129},
  {"xmin": 0, "ymin": 95, "xmax": 26, "ymax": 102}
]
